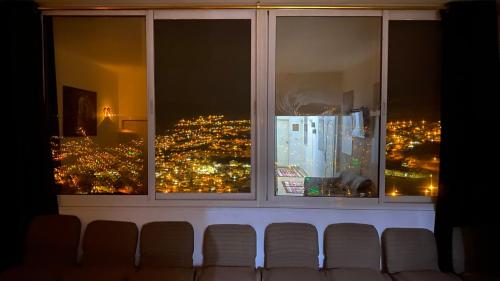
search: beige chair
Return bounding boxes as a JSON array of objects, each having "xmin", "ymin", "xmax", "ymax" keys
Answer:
[
  {"xmin": 0, "ymin": 215, "xmax": 81, "ymax": 281},
  {"xmin": 62, "ymin": 220, "xmax": 138, "ymax": 281},
  {"xmin": 128, "ymin": 221, "xmax": 194, "ymax": 281},
  {"xmin": 323, "ymin": 223, "xmax": 389, "ymax": 281},
  {"xmin": 262, "ymin": 223, "xmax": 326, "ymax": 281},
  {"xmin": 382, "ymin": 228, "xmax": 460, "ymax": 281},
  {"xmin": 196, "ymin": 224, "xmax": 259, "ymax": 281}
]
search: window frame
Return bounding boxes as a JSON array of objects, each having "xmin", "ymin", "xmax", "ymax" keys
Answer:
[
  {"xmin": 265, "ymin": 9, "xmax": 383, "ymax": 207},
  {"xmin": 151, "ymin": 10, "xmax": 258, "ymax": 200},
  {"xmin": 43, "ymin": 8, "xmax": 439, "ymax": 210},
  {"xmin": 43, "ymin": 10, "xmax": 151, "ymax": 207},
  {"xmin": 381, "ymin": 10, "xmax": 441, "ymax": 204}
]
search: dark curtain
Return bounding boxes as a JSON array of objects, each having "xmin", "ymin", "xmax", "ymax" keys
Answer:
[
  {"xmin": 0, "ymin": 0, "xmax": 59, "ymax": 272},
  {"xmin": 435, "ymin": 0, "xmax": 500, "ymax": 274}
]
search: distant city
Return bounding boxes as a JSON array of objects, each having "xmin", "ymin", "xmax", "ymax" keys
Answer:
[
  {"xmin": 51, "ymin": 116, "xmax": 439, "ymax": 196},
  {"xmin": 385, "ymin": 120, "xmax": 441, "ymax": 196},
  {"xmin": 51, "ymin": 136, "xmax": 146, "ymax": 195},
  {"xmin": 155, "ymin": 115, "xmax": 251, "ymax": 193}
]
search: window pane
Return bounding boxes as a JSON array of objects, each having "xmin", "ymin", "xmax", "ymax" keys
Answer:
[
  {"xmin": 154, "ymin": 20, "xmax": 252, "ymax": 194},
  {"xmin": 50, "ymin": 17, "xmax": 148, "ymax": 195},
  {"xmin": 275, "ymin": 17, "xmax": 381, "ymax": 197},
  {"xmin": 386, "ymin": 21, "xmax": 441, "ymax": 197}
]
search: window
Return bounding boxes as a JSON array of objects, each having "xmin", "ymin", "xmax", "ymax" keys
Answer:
[
  {"xmin": 385, "ymin": 14, "xmax": 441, "ymax": 199},
  {"xmin": 269, "ymin": 11, "xmax": 382, "ymax": 199},
  {"xmin": 153, "ymin": 11, "xmax": 256, "ymax": 199},
  {"xmin": 44, "ymin": 9, "xmax": 441, "ymax": 207},
  {"xmin": 49, "ymin": 16, "xmax": 148, "ymax": 195}
]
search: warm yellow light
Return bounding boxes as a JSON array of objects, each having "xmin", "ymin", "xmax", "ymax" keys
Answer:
[{"xmin": 103, "ymin": 106, "xmax": 112, "ymax": 117}]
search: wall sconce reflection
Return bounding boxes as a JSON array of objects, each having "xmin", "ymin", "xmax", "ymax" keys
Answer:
[{"xmin": 103, "ymin": 106, "xmax": 112, "ymax": 118}]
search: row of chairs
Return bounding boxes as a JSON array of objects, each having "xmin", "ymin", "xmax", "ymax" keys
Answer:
[{"xmin": 1, "ymin": 215, "xmax": 460, "ymax": 281}]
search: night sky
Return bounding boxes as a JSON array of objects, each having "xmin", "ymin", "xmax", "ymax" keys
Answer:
[
  {"xmin": 154, "ymin": 19, "xmax": 441, "ymax": 133},
  {"xmin": 388, "ymin": 21, "xmax": 442, "ymax": 122},
  {"xmin": 154, "ymin": 20, "xmax": 251, "ymax": 134}
]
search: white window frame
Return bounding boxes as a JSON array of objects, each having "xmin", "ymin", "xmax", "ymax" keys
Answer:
[
  {"xmin": 151, "ymin": 10, "xmax": 258, "ymax": 200},
  {"xmin": 265, "ymin": 9, "xmax": 383, "ymax": 208},
  {"xmin": 43, "ymin": 10, "xmax": 151, "ymax": 207},
  {"xmin": 44, "ymin": 8, "xmax": 438, "ymax": 210},
  {"xmin": 381, "ymin": 10, "xmax": 441, "ymax": 204}
]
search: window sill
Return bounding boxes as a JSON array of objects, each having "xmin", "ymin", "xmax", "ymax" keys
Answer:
[{"xmin": 57, "ymin": 195, "xmax": 435, "ymax": 211}]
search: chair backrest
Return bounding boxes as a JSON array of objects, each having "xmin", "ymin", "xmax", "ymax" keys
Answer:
[
  {"xmin": 265, "ymin": 223, "xmax": 319, "ymax": 269},
  {"xmin": 203, "ymin": 224, "xmax": 256, "ymax": 267},
  {"xmin": 24, "ymin": 215, "xmax": 81, "ymax": 267},
  {"xmin": 382, "ymin": 228, "xmax": 439, "ymax": 273},
  {"xmin": 452, "ymin": 227, "xmax": 466, "ymax": 274},
  {"xmin": 324, "ymin": 223, "xmax": 380, "ymax": 270},
  {"xmin": 139, "ymin": 221, "xmax": 194, "ymax": 268},
  {"xmin": 452, "ymin": 225, "xmax": 500, "ymax": 274},
  {"xmin": 81, "ymin": 220, "xmax": 138, "ymax": 267}
]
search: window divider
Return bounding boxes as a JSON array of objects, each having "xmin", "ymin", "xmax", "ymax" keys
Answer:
[{"xmin": 146, "ymin": 10, "xmax": 156, "ymax": 202}]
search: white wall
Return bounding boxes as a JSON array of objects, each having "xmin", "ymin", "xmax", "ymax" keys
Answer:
[
  {"xmin": 102, "ymin": 64, "xmax": 147, "ymax": 123},
  {"xmin": 60, "ymin": 206, "xmax": 435, "ymax": 267},
  {"xmin": 341, "ymin": 52, "xmax": 381, "ymax": 110},
  {"xmin": 276, "ymin": 72, "xmax": 343, "ymax": 115},
  {"xmin": 54, "ymin": 48, "xmax": 120, "ymax": 137}
]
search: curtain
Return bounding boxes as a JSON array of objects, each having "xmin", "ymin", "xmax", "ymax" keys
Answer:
[
  {"xmin": 435, "ymin": 0, "xmax": 500, "ymax": 274},
  {"xmin": 0, "ymin": 0, "xmax": 59, "ymax": 272}
]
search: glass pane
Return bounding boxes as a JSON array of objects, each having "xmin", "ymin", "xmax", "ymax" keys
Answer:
[
  {"xmin": 50, "ymin": 17, "xmax": 148, "ymax": 194},
  {"xmin": 154, "ymin": 20, "xmax": 252, "ymax": 194},
  {"xmin": 386, "ymin": 21, "xmax": 441, "ymax": 197},
  {"xmin": 275, "ymin": 17, "xmax": 381, "ymax": 197}
]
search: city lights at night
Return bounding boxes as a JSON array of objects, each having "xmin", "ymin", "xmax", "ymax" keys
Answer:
[
  {"xmin": 50, "ymin": 115, "xmax": 251, "ymax": 195},
  {"xmin": 50, "ymin": 117, "xmax": 438, "ymax": 196},
  {"xmin": 51, "ymin": 136, "xmax": 146, "ymax": 195},
  {"xmin": 155, "ymin": 115, "xmax": 251, "ymax": 193},
  {"xmin": 385, "ymin": 120, "xmax": 440, "ymax": 196}
]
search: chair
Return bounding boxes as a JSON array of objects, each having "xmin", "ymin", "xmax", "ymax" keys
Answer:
[
  {"xmin": 0, "ymin": 215, "xmax": 81, "ymax": 281},
  {"xmin": 382, "ymin": 228, "xmax": 460, "ymax": 281},
  {"xmin": 128, "ymin": 221, "xmax": 194, "ymax": 281},
  {"xmin": 262, "ymin": 223, "xmax": 326, "ymax": 281},
  {"xmin": 323, "ymin": 223, "xmax": 389, "ymax": 281},
  {"xmin": 452, "ymin": 226, "xmax": 500, "ymax": 281},
  {"xmin": 62, "ymin": 220, "xmax": 138, "ymax": 281},
  {"xmin": 196, "ymin": 224, "xmax": 259, "ymax": 281}
]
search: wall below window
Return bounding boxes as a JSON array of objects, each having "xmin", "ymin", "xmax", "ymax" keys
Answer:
[{"xmin": 60, "ymin": 206, "xmax": 434, "ymax": 267}]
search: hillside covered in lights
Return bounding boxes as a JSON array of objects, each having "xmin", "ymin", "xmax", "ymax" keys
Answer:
[
  {"xmin": 51, "ymin": 136, "xmax": 146, "ymax": 195},
  {"xmin": 385, "ymin": 120, "xmax": 441, "ymax": 196},
  {"xmin": 155, "ymin": 115, "xmax": 251, "ymax": 193}
]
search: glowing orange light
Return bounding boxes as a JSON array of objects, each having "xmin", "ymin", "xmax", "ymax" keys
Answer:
[{"xmin": 103, "ymin": 106, "xmax": 112, "ymax": 117}]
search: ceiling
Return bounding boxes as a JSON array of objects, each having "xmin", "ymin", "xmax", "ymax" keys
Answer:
[
  {"xmin": 52, "ymin": 17, "xmax": 146, "ymax": 66},
  {"xmin": 38, "ymin": 0, "xmax": 449, "ymax": 8},
  {"xmin": 276, "ymin": 16, "xmax": 381, "ymax": 73},
  {"xmin": 48, "ymin": 0, "xmax": 447, "ymax": 71}
]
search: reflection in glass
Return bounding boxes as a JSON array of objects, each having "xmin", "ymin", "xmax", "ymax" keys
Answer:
[
  {"xmin": 50, "ymin": 17, "xmax": 148, "ymax": 194},
  {"xmin": 386, "ymin": 21, "xmax": 441, "ymax": 197},
  {"xmin": 275, "ymin": 17, "xmax": 381, "ymax": 197},
  {"xmin": 154, "ymin": 20, "xmax": 252, "ymax": 194}
]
